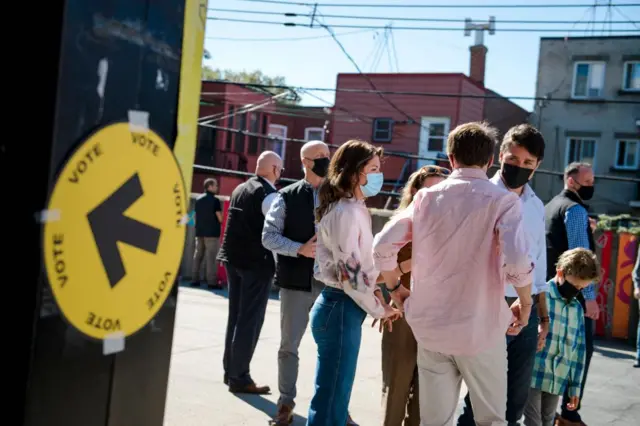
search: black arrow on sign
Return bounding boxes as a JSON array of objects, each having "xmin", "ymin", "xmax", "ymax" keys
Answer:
[{"xmin": 87, "ymin": 173, "xmax": 161, "ymax": 288}]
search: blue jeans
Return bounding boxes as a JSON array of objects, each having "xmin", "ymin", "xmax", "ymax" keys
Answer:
[
  {"xmin": 307, "ymin": 287, "xmax": 366, "ymax": 426},
  {"xmin": 458, "ymin": 300, "xmax": 539, "ymax": 426}
]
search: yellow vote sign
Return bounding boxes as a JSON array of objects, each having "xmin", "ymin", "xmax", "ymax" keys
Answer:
[{"xmin": 43, "ymin": 122, "xmax": 187, "ymax": 340}]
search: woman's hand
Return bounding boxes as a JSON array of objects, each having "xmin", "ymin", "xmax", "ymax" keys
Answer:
[{"xmin": 389, "ymin": 285, "xmax": 411, "ymax": 311}]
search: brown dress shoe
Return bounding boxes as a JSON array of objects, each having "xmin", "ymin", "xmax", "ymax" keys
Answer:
[
  {"xmin": 555, "ymin": 416, "xmax": 583, "ymax": 426},
  {"xmin": 346, "ymin": 413, "xmax": 359, "ymax": 426},
  {"xmin": 271, "ymin": 404, "xmax": 293, "ymax": 426},
  {"xmin": 228, "ymin": 382, "xmax": 271, "ymax": 395}
]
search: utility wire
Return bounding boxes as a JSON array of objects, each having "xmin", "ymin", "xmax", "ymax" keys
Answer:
[
  {"xmin": 198, "ymin": 124, "xmax": 640, "ymax": 183},
  {"xmin": 207, "ymin": 16, "xmax": 640, "ymax": 32},
  {"xmin": 209, "ymin": 7, "xmax": 638, "ymax": 24},
  {"xmin": 206, "ymin": 28, "xmax": 375, "ymax": 41},
  {"xmin": 209, "ymin": 80, "xmax": 640, "ymax": 105},
  {"xmin": 233, "ymin": 0, "xmax": 640, "ymax": 9}
]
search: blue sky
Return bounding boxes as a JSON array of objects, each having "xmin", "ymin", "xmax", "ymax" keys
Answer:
[{"xmin": 204, "ymin": 0, "xmax": 639, "ymax": 111}]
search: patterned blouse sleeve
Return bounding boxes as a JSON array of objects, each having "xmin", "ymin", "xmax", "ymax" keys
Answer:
[{"xmin": 331, "ymin": 206, "xmax": 386, "ymax": 319}]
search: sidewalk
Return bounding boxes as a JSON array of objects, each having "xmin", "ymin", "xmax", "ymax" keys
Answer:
[{"xmin": 164, "ymin": 286, "xmax": 639, "ymax": 425}]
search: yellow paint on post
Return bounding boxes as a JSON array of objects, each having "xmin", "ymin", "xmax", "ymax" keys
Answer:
[
  {"xmin": 174, "ymin": 0, "xmax": 209, "ymax": 193},
  {"xmin": 43, "ymin": 123, "xmax": 187, "ymax": 340}
]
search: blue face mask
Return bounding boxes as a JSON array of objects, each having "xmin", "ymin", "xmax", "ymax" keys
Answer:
[{"xmin": 360, "ymin": 172, "xmax": 384, "ymax": 198}]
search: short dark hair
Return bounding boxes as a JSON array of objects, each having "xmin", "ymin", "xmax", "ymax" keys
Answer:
[
  {"xmin": 556, "ymin": 248, "xmax": 600, "ymax": 281},
  {"xmin": 564, "ymin": 162, "xmax": 592, "ymax": 183},
  {"xmin": 204, "ymin": 178, "xmax": 217, "ymax": 190},
  {"xmin": 500, "ymin": 124, "xmax": 545, "ymax": 161},
  {"xmin": 446, "ymin": 122, "xmax": 498, "ymax": 167}
]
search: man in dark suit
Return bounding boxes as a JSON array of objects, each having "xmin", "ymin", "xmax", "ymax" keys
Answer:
[
  {"xmin": 191, "ymin": 178, "xmax": 223, "ymax": 289},
  {"xmin": 218, "ymin": 151, "xmax": 283, "ymax": 394}
]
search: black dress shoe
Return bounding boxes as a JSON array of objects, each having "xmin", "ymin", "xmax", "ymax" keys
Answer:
[{"xmin": 229, "ymin": 383, "xmax": 271, "ymax": 395}]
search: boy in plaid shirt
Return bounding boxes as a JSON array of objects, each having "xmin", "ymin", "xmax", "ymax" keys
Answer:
[{"xmin": 524, "ymin": 248, "xmax": 599, "ymax": 426}]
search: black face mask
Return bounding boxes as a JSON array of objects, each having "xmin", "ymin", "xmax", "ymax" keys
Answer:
[
  {"xmin": 577, "ymin": 184, "xmax": 594, "ymax": 201},
  {"xmin": 311, "ymin": 157, "xmax": 330, "ymax": 178},
  {"xmin": 501, "ymin": 163, "xmax": 533, "ymax": 189},
  {"xmin": 557, "ymin": 279, "xmax": 581, "ymax": 302}
]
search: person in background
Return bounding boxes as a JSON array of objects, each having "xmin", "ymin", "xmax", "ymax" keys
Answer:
[
  {"xmin": 524, "ymin": 248, "xmax": 599, "ymax": 426},
  {"xmin": 217, "ymin": 151, "xmax": 283, "ymax": 395},
  {"xmin": 544, "ymin": 162, "xmax": 598, "ymax": 426},
  {"xmin": 373, "ymin": 122, "xmax": 534, "ymax": 426},
  {"xmin": 308, "ymin": 140, "xmax": 402, "ymax": 426},
  {"xmin": 375, "ymin": 165, "xmax": 450, "ymax": 426},
  {"xmin": 191, "ymin": 178, "xmax": 223, "ymax": 289},
  {"xmin": 262, "ymin": 141, "xmax": 343, "ymax": 425},
  {"xmin": 633, "ymin": 249, "xmax": 640, "ymax": 368},
  {"xmin": 458, "ymin": 124, "xmax": 547, "ymax": 426}
]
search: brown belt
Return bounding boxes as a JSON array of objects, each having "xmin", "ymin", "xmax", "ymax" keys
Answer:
[{"xmin": 505, "ymin": 294, "xmax": 540, "ymax": 306}]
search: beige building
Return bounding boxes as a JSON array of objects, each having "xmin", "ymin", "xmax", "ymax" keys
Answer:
[{"xmin": 530, "ymin": 35, "xmax": 640, "ymax": 214}]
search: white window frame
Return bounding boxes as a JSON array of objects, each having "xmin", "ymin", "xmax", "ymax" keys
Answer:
[
  {"xmin": 304, "ymin": 127, "xmax": 325, "ymax": 141},
  {"xmin": 418, "ymin": 117, "xmax": 451, "ymax": 169},
  {"xmin": 614, "ymin": 139, "xmax": 640, "ymax": 170},
  {"xmin": 565, "ymin": 137, "xmax": 598, "ymax": 169},
  {"xmin": 267, "ymin": 123, "xmax": 288, "ymax": 160},
  {"xmin": 372, "ymin": 118, "xmax": 393, "ymax": 143},
  {"xmin": 571, "ymin": 61, "xmax": 606, "ymax": 99},
  {"xmin": 622, "ymin": 61, "xmax": 640, "ymax": 92}
]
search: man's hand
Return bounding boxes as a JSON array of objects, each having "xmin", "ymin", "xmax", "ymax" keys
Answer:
[
  {"xmin": 537, "ymin": 322, "xmax": 549, "ymax": 352},
  {"xmin": 507, "ymin": 299, "xmax": 532, "ymax": 336},
  {"xmin": 389, "ymin": 285, "xmax": 411, "ymax": 311},
  {"xmin": 566, "ymin": 396, "xmax": 580, "ymax": 411},
  {"xmin": 372, "ymin": 317, "xmax": 394, "ymax": 333},
  {"xmin": 585, "ymin": 299, "xmax": 600, "ymax": 320},
  {"xmin": 382, "ymin": 304, "xmax": 403, "ymax": 322},
  {"xmin": 297, "ymin": 234, "xmax": 317, "ymax": 258},
  {"xmin": 634, "ymin": 288, "xmax": 640, "ymax": 300},
  {"xmin": 588, "ymin": 217, "xmax": 597, "ymax": 233}
]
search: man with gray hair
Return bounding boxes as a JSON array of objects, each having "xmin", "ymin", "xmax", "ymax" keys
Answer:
[{"xmin": 218, "ymin": 151, "xmax": 283, "ymax": 395}]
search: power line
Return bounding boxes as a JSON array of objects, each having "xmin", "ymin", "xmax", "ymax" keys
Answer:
[
  {"xmin": 209, "ymin": 80, "xmax": 640, "ymax": 105},
  {"xmin": 209, "ymin": 7, "xmax": 638, "ymax": 24},
  {"xmin": 206, "ymin": 28, "xmax": 375, "ymax": 41},
  {"xmin": 233, "ymin": 0, "xmax": 640, "ymax": 9},
  {"xmin": 207, "ymin": 16, "xmax": 640, "ymax": 32},
  {"xmin": 198, "ymin": 124, "xmax": 640, "ymax": 183}
]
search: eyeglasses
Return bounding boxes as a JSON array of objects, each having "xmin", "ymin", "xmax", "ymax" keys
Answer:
[{"xmin": 421, "ymin": 165, "xmax": 451, "ymax": 178}]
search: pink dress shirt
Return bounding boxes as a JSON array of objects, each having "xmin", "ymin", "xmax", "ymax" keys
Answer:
[
  {"xmin": 373, "ymin": 168, "xmax": 533, "ymax": 355},
  {"xmin": 314, "ymin": 198, "xmax": 386, "ymax": 318}
]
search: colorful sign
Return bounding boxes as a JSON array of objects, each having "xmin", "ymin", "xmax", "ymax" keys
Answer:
[
  {"xmin": 611, "ymin": 233, "xmax": 638, "ymax": 339},
  {"xmin": 595, "ymin": 231, "xmax": 613, "ymax": 336},
  {"xmin": 43, "ymin": 123, "xmax": 187, "ymax": 340},
  {"xmin": 174, "ymin": 0, "xmax": 208, "ymax": 194}
]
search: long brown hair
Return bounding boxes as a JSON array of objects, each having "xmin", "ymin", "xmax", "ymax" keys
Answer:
[
  {"xmin": 396, "ymin": 165, "xmax": 450, "ymax": 211},
  {"xmin": 315, "ymin": 139, "xmax": 383, "ymax": 222}
]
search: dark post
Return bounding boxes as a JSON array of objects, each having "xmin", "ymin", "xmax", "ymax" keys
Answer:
[{"xmin": 12, "ymin": 1, "xmax": 207, "ymax": 425}]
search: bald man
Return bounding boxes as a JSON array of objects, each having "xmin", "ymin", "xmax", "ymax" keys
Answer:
[
  {"xmin": 218, "ymin": 150, "xmax": 283, "ymax": 395},
  {"xmin": 263, "ymin": 141, "xmax": 357, "ymax": 425}
]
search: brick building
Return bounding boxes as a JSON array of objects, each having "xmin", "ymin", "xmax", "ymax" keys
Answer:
[{"xmin": 331, "ymin": 40, "xmax": 529, "ymax": 203}]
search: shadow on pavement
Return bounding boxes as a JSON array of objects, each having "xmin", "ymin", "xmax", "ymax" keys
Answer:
[
  {"xmin": 593, "ymin": 338, "xmax": 636, "ymax": 360},
  {"xmin": 232, "ymin": 393, "xmax": 308, "ymax": 425},
  {"xmin": 179, "ymin": 281, "xmax": 281, "ymax": 301}
]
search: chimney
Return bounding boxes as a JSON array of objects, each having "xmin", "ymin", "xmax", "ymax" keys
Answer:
[{"xmin": 469, "ymin": 44, "xmax": 487, "ymax": 86}]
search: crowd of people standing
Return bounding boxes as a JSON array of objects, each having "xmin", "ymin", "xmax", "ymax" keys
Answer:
[{"xmin": 190, "ymin": 120, "xmax": 638, "ymax": 426}]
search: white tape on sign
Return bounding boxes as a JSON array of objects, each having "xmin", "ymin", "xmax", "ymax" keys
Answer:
[
  {"xmin": 36, "ymin": 209, "xmax": 61, "ymax": 223},
  {"xmin": 103, "ymin": 331, "xmax": 125, "ymax": 355},
  {"xmin": 128, "ymin": 110, "xmax": 150, "ymax": 133},
  {"xmin": 179, "ymin": 214, "xmax": 190, "ymax": 225}
]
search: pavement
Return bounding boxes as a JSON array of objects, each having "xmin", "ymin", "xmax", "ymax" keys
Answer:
[{"xmin": 164, "ymin": 285, "xmax": 639, "ymax": 426}]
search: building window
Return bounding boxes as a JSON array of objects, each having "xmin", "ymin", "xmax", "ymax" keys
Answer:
[
  {"xmin": 304, "ymin": 127, "xmax": 325, "ymax": 141},
  {"xmin": 267, "ymin": 124, "xmax": 287, "ymax": 159},
  {"xmin": 572, "ymin": 62, "xmax": 605, "ymax": 98},
  {"xmin": 372, "ymin": 118, "xmax": 393, "ymax": 142},
  {"xmin": 622, "ymin": 61, "xmax": 640, "ymax": 91},
  {"xmin": 615, "ymin": 139, "xmax": 639, "ymax": 170},
  {"xmin": 566, "ymin": 137, "xmax": 597, "ymax": 166},
  {"xmin": 418, "ymin": 117, "xmax": 450, "ymax": 168},
  {"xmin": 233, "ymin": 112, "xmax": 247, "ymax": 153},
  {"xmin": 248, "ymin": 113, "xmax": 260, "ymax": 155}
]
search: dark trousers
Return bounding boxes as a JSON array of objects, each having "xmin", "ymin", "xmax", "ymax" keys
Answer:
[
  {"xmin": 222, "ymin": 263, "xmax": 273, "ymax": 387},
  {"xmin": 560, "ymin": 296, "xmax": 594, "ymax": 422},
  {"xmin": 458, "ymin": 300, "xmax": 539, "ymax": 426}
]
